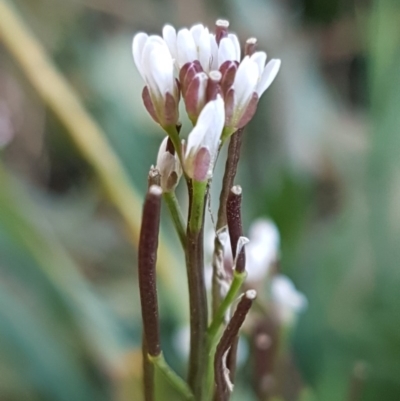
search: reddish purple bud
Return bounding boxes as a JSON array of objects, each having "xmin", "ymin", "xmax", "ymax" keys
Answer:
[
  {"xmin": 245, "ymin": 38, "xmax": 257, "ymax": 56},
  {"xmin": 163, "ymin": 92, "xmax": 179, "ymax": 126},
  {"xmin": 206, "ymin": 70, "xmax": 222, "ymax": 102},
  {"xmin": 220, "ymin": 61, "xmax": 238, "ymax": 95},
  {"xmin": 224, "ymin": 88, "xmax": 235, "ymax": 127},
  {"xmin": 193, "ymin": 147, "xmax": 211, "ymax": 181},
  {"xmin": 237, "ymin": 92, "xmax": 259, "ymax": 128},
  {"xmin": 184, "ymin": 72, "xmax": 208, "ymax": 122},
  {"xmin": 215, "ymin": 19, "xmax": 229, "ymax": 45},
  {"xmin": 180, "ymin": 61, "xmax": 203, "ymax": 94},
  {"xmin": 142, "ymin": 86, "xmax": 160, "ymax": 124}
]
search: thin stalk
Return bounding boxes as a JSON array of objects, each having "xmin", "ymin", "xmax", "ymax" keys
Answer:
[
  {"xmin": 163, "ymin": 191, "xmax": 186, "ymax": 248},
  {"xmin": 186, "ymin": 180, "xmax": 208, "ymax": 400},
  {"xmin": 213, "ymin": 290, "xmax": 256, "ymax": 401},
  {"xmin": 149, "ymin": 353, "xmax": 194, "ymax": 401},
  {"xmin": 212, "ymin": 129, "xmax": 244, "ymax": 319},
  {"xmin": 216, "ymin": 128, "xmax": 244, "ymax": 229},
  {"xmin": 205, "ymin": 271, "xmax": 247, "ymax": 400},
  {"xmin": 189, "ymin": 180, "xmax": 207, "ymax": 233},
  {"xmin": 164, "ymin": 125, "xmax": 188, "ymax": 180},
  {"xmin": 208, "ymin": 271, "xmax": 247, "ymax": 342},
  {"xmin": 142, "ymin": 337, "xmax": 155, "ymax": 401}
]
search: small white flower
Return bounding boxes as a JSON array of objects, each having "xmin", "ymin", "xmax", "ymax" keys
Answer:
[
  {"xmin": 225, "ymin": 53, "xmax": 281, "ymax": 131},
  {"xmin": 184, "ymin": 95, "xmax": 225, "ymax": 181},
  {"xmin": 271, "ymin": 275, "xmax": 308, "ymax": 326},
  {"xmin": 246, "ymin": 219, "xmax": 280, "ymax": 282},
  {"xmin": 163, "ymin": 22, "xmax": 240, "ymax": 74},
  {"xmin": 132, "ymin": 33, "xmax": 180, "ymax": 127},
  {"xmin": 156, "ymin": 137, "xmax": 182, "ymax": 192}
]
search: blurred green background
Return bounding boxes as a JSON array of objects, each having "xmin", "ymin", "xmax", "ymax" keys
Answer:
[{"xmin": 1, "ymin": 0, "xmax": 400, "ymax": 400}]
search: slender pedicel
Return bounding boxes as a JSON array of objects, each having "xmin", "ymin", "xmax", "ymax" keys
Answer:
[
  {"xmin": 226, "ymin": 185, "xmax": 246, "ymax": 274},
  {"xmin": 214, "ymin": 290, "xmax": 257, "ymax": 401}
]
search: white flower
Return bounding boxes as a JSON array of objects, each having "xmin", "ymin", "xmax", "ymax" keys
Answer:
[
  {"xmin": 162, "ymin": 21, "xmax": 240, "ymax": 74},
  {"xmin": 246, "ymin": 219, "xmax": 280, "ymax": 282},
  {"xmin": 271, "ymin": 275, "xmax": 308, "ymax": 326},
  {"xmin": 225, "ymin": 53, "xmax": 281, "ymax": 131},
  {"xmin": 184, "ymin": 95, "xmax": 225, "ymax": 181},
  {"xmin": 132, "ymin": 33, "xmax": 180, "ymax": 127},
  {"xmin": 156, "ymin": 137, "xmax": 182, "ymax": 192}
]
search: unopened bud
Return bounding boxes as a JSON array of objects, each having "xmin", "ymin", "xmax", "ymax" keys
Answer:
[
  {"xmin": 206, "ymin": 70, "xmax": 222, "ymax": 102},
  {"xmin": 156, "ymin": 137, "xmax": 182, "ymax": 192},
  {"xmin": 215, "ymin": 19, "xmax": 230, "ymax": 44},
  {"xmin": 245, "ymin": 37, "xmax": 257, "ymax": 56}
]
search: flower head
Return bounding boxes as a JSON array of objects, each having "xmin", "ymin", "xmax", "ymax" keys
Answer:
[
  {"xmin": 184, "ymin": 95, "xmax": 225, "ymax": 181},
  {"xmin": 271, "ymin": 275, "xmax": 308, "ymax": 326},
  {"xmin": 162, "ymin": 20, "xmax": 240, "ymax": 74},
  {"xmin": 132, "ymin": 33, "xmax": 180, "ymax": 127},
  {"xmin": 156, "ymin": 136, "xmax": 182, "ymax": 192},
  {"xmin": 246, "ymin": 219, "xmax": 280, "ymax": 282},
  {"xmin": 224, "ymin": 53, "xmax": 281, "ymax": 133}
]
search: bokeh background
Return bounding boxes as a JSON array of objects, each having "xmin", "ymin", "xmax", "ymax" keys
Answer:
[{"xmin": 1, "ymin": 0, "xmax": 400, "ymax": 400}]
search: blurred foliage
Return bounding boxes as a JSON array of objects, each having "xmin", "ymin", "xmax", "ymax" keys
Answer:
[{"xmin": 1, "ymin": 0, "xmax": 400, "ymax": 400}]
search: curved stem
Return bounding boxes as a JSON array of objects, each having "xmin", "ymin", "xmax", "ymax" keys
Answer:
[
  {"xmin": 149, "ymin": 353, "xmax": 194, "ymax": 400},
  {"xmin": 163, "ymin": 191, "xmax": 186, "ymax": 248},
  {"xmin": 208, "ymin": 271, "xmax": 247, "ymax": 341}
]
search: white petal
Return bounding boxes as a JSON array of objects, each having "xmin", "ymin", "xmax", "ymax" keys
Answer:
[
  {"xmin": 233, "ymin": 56, "xmax": 259, "ymax": 108},
  {"xmin": 142, "ymin": 40, "xmax": 174, "ymax": 98},
  {"xmin": 132, "ymin": 32, "xmax": 148, "ymax": 79},
  {"xmin": 190, "ymin": 24, "xmax": 204, "ymax": 45},
  {"xmin": 228, "ymin": 33, "xmax": 241, "ymax": 61},
  {"xmin": 177, "ymin": 29, "xmax": 197, "ymax": 67},
  {"xmin": 250, "ymin": 51, "xmax": 267, "ymax": 76},
  {"xmin": 162, "ymin": 24, "xmax": 177, "ymax": 59},
  {"xmin": 185, "ymin": 96, "xmax": 225, "ymax": 177},
  {"xmin": 271, "ymin": 275, "xmax": 308, "ymax": 312},
  {"xmin": 218, "ymin": 37, "xmax": 237, "ymax": 67},
  {"xmin": 209, "ymin": 34, "xmax": 219, "ymax": 70},
  {"xmin": 256, "ymin": 59, "xmax": 281, "ymax": 97},
  {"xmin": 198, "ymin": 28, "xmax": 212, "ymax": 72},
  {"xmin": 246, "ymin": 219, "xmax": 280, "ymax": 282},
  {"xmin": 156, "ymin": 136, "xmax": 169, "ymax": 165}
]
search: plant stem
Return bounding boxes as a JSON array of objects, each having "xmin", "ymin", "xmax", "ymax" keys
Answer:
[
  {"xmin": 149, "ymin": 353, "xmax": 194, "ymax": 401},
  {"xmin": 186, "ymin": 181, "xmax": 208, "ymax": 400},
  {"xmin": 142, "ymin": 337, "xmax": 155, "ymax": 401},
  {"xmin": 212, "ymin": 129, "xmax": 245, "ymax": 319},
  {"xmin": 205, "ymin": 271, "xmax": 247, "ymax": 399},
  {"xmin": 216, "ymin": 128, "xmax": 244, "ymax": 230},
  {"xmin": 208, "ymin": 271, "xmax": 247, "ymax": 342},
  {"xmin": 189, "ymin": 181, "xmax": 207, "ymax": 233},
  {"xmin": 163, "ymin": 191, "xmax": 186, "ymax": 248}
]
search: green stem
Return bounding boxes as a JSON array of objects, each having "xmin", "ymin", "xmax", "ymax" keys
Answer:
[
  {"xmin": 205, "ymin": 271, "xmax": 246, "ymax": 399},
  {"xmin": 142, "ymin": 337, "xmax": 155, "ymax": 401},
  {"xmin": 189, "ymin": 180, "xmax": 207, "ymax": 233},
  {"xmin": 186, "ymin": 180, "xmax": 208, "ymax": 400},
  {"xmin": 164, "ymin": 125, "xmax": 186, "ymax": 176},
  {"xmin": 149, "ymin": 353, "xmax": 194, "ymax": 400},
  {"xmin": 208, "ymin": 271, "xmax": 247, "ymax": 341},
  {"xmin": 163, "ymin": 191, "xmax": 186, "ymax": 248}
]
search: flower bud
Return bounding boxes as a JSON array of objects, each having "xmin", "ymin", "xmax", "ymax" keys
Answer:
[
  {"xmin": 156, "ymin": 136, "xmax": 182, "ymax": 192},
  {"xmin": 132, "ymin": 33, "xmax": 180, "ymax": 128},
  {"xmin": 184, "ymin": 72, "xmax": 208, "ymax": 124},
  {"xmin": 224, "ymin": 53, "xmax": 281, "ymax": 133},
  {"xmin": 184, "ymin": 95, "xmax": 225, "ymax": 181}
]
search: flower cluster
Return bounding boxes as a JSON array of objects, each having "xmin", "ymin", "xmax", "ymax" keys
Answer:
[
  {"xmin": 132, "ymin": 20, "xmax": 281, "ymax": 183},
  {"xmin": 133, "ymin": 20, "xmax": 306, "ymax": 401}
]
